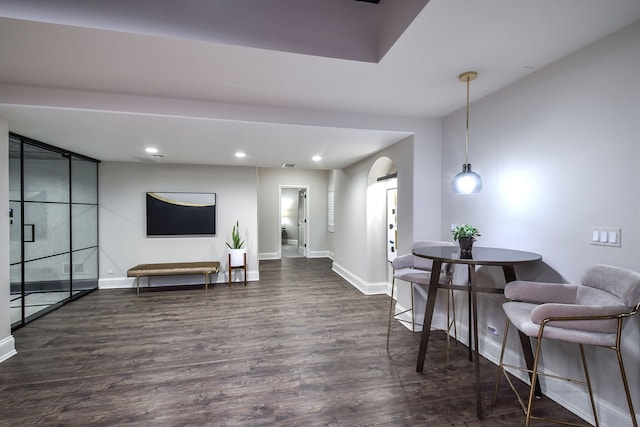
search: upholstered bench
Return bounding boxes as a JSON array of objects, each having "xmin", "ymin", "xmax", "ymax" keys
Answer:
[{"xmin": 127, "ymin": 261, "xmax": 220, "ymax": 295}]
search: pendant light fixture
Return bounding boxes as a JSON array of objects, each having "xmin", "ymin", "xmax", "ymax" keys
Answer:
[{"xmin": 452, "ymin": 71, "xmax": 482, "ymax": 194}]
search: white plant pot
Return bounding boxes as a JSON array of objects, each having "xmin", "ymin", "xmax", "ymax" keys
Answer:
[{"xmin": 229, "ymin": 248, "xmax": 246, "ymax": 267}]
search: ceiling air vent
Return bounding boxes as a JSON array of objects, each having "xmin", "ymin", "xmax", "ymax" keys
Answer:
[{"xmin": 282, "ymin": 163, "xmax": 296, "ymax": 168}]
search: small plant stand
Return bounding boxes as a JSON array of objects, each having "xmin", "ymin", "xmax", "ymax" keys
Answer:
[{"xmin": 228, "ymin": 252, "xmax": 247, "ymax": 287}]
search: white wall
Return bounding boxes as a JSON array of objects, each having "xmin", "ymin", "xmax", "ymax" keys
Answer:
[
  {"xmin": 332, "ymin": 126, "xmax": 443, "ymax": 294},
  {"xmin": 440, "ymin": 21, "xmax": 640, "ymax": 427},
  {"xmin": 99, "ymin": 162, "xmax": 259, "ymax": 287},
  {"xmin": 0, "ymin": 118, "xmax": 16, "ymax": 363},
  {"xmin": 257, "ymin": 167, "xmax": 330, "ymax": 259}
]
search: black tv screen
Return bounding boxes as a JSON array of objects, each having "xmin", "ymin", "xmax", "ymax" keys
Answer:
[{"xmin": 146, "ymin": 192, "xmax": 216, "ymax": 236}]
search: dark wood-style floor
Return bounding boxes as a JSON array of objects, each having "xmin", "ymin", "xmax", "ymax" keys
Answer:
[{"xmin": 0, "ymin": 258, "xmax": 585, "ymax": 426}]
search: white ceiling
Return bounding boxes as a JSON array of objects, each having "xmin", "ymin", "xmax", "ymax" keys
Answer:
[{"xmin": 1, "ymin": 0, "xmax": 639, "ymax": 169}]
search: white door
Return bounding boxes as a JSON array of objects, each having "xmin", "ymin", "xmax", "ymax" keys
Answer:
[
  {"xmin": 387, "ymin": 188, "xmax": 398, "ymax": 262},
  {"xmin": 297, "ymin": 189, "xmax": 306, "ymax": 256}
]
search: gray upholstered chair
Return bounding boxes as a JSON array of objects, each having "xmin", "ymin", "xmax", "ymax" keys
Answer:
[
  {"xmin": 387, "ymin": 240, "xmax": 457, "ymax": 365},
  {"xmin": 492, "ymin": 264, "xmax": 640, "ymax": 427}
]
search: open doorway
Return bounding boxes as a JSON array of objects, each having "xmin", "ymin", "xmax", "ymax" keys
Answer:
[{"xmin": 279, "ymin": 186, "xmax": 309, "ymax": 259}]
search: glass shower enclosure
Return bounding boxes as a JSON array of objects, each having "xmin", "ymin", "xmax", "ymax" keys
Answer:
[{"xmin": 9, "ymin": 133, "xmax": 99, "ymax": 330}]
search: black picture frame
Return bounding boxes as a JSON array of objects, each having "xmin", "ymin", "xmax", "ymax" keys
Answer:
[{"xmin": 146, "ymin": 192, "xmax": 216, "ymax": 236}]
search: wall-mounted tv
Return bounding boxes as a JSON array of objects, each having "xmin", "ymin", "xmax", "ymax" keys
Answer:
[{"xmin": 146, "ymin": 192, "xmax": 216, "ymax": 236}]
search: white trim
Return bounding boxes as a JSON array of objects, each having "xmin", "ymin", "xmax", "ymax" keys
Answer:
[
  {"xmin": 98, "ymin": 277, "xmax": 135, "ymax": 289},
  {"xmin": 259, "ymin": 252, "xmax": 280, "ymax": 260},
  {"xmin": 260, "ymin": 251, "xmax": 331, "ymax": 260},
  {"xmin": 0, "ymin": 335, "xmax": 17, "ymax": 363},
  {"xmin": 331, "ymin": 261, "xmax": 387, "ymax": 295},
  {"xmin": 308, "ymin": 250, "xmax": 331, "ymax": 259}
]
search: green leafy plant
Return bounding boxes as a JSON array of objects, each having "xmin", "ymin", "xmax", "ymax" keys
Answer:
[
  {"xmin": 452, "ymin": 224, "xmax": 481, "ymax": 241},
  {"xmin": 226, "ymin": 220, "xmax": 245, "ymax": 249}
]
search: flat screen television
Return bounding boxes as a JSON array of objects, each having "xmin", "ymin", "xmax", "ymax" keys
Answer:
[{"xmin": 146, "ymin": 192, "xmax": 216, "ymax": 236}]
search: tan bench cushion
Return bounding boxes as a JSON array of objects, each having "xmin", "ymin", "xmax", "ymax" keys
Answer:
[{"xmin": 127, "ymin": 261, "xmax": 220, "ymax": 277}]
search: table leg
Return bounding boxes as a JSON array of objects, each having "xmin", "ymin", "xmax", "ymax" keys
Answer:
[
  {"xmin": 416, "ymin": 259, "xmax": 443, "ymax": 373},
  {"xmin": 469, "ymin": 265, "xmax": 483, "ymax": 419},
  {"xmin": 501, "ymin": 265, "xmax": 542, "ymax": 398}
]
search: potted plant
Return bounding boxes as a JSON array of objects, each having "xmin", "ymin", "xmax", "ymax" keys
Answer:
[
  {"xmin": 452, "ymin": 224, "xmax": 481, "ymax": 257},
  {"xmin": 226, "ymin": 220, "xmax": 246, "ymax": 267}
]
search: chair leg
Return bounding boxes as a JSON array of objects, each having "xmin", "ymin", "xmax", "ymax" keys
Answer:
[
  {"xmin": 446, "ymin": 288, "xmax": 457, "ymax": 368},
  {"xmin": 616, "ymin": 345, "xmax": 638, "ymax": 427},
  {"xmin": 492, "ymin": 317, "xmax": 511, "ymax": 406},
  {"xmin": 525, "ymin": 334, "xmax": 544, "ymax": 427},
  {"xmin": 410, "ymin": 282, "xmax": 416, "ymax": 332},
  {"xmin": 386, "ymin": 278, "xmax": 396, "ymax": 350},
  {"xmin": 579, "ymin": 344, "xmax": 599, "ymax": 427}
]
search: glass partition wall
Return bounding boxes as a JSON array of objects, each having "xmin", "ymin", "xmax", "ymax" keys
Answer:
[{"xmin": 9, "ymin": 133, "xmax": 99, "ymax": 330}]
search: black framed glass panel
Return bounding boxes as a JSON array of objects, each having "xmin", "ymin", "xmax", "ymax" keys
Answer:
[{"xmin": 9, "ymin": 133, "xmax": 99, "ymax": 330}]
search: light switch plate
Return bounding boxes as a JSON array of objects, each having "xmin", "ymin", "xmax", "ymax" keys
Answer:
[{"xmin": 590, "ymin": 227, "xmax": 621, "ymax": 247}]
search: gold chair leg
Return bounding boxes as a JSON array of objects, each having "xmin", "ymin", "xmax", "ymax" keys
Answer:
[
  {"xmin": 446, "ymin": 288, "xmax": 457, "ymax": 368},
  {"xmin": 386, "ymin": 278, "xmax": 396, "ymax": 350},
  {"xmin": 493, "ymin": 317, "xmax": 511, "ymax": 405},
  {"xmin": 410, "ymin": 282, "xmax": 416, "ymax": 332},
  {"xmin": 616, "ymin": 344, "xmax": 638, "ymax": 427},
  {"xmin": 579, "ymin": 344, "xmax": 599, "ymax": 427},
  {"xmin": 525, "ymin": 334, "xmax": 544, "ymax": 427}
]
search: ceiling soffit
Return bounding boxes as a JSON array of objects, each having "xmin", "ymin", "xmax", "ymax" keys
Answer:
[{"xmin": 0, "ymin": 0, "xmax": 429, "ymax": 62}]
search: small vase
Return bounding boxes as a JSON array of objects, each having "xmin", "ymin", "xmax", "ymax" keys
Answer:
[
  {"xmin": 458, "ymin": 237, "xmax": 475, "ymax": 258},
  {"xmin": 229, "ymin": 248, "xmax": 246, "ymax": 267}
]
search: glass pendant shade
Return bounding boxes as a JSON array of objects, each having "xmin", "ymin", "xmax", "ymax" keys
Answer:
[{"xmin": 452, "ymin": 163, "xmax": 482, "ymax": 194}]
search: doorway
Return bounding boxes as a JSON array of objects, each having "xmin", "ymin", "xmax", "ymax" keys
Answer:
[{"xmin": 279, "ymin": 186, "xmax": 308, "ymax": 259}]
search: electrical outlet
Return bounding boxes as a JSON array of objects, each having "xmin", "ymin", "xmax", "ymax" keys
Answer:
[{"xmin": 487, "ymin": 325, "xmax": 498, "ymax": 336}]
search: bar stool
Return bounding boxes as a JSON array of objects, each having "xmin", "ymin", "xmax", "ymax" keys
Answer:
[
  {"xmin": 387, "ymin": 240, "xmax": 458, "ymax": 367},
  {"xmin": 493, "ymin": 264, "xmax": 640, "ymax": 427}
]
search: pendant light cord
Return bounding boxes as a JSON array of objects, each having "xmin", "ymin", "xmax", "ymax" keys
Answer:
[{"xmin": 464, "ymin": 75, "xmax": 470, "ymax": 165}]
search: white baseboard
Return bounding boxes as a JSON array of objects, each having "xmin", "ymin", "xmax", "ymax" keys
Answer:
[
  {"xmin": 259, "ymin": 251, "xmax": 332, "ymax": 260},
  {"xmin": 331, "ymin": 261, "xmax": 387, "ymax": 295},
  {"xmin": 0, "ymin": 335, "xmax": 16, "ymax": 363},
  {"xmin": 308, "ymin": 250, "xmax": 331, "ymax": 259},
  {"xmin": 259, "ymin": 252, "xmax": 280, "ymax": 260}
]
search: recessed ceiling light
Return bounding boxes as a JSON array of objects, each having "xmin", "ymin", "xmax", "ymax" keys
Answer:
[
  {"xmin": 312, "ymin": 155, "xmax": 322, "ymax": 162},
  {"xmin": 235, "ymin": 152, "xmax": 246, "ymax": 158},
  {"xmin": 145, "ymin": 147, "xmax": 159, "ymax": 154}
]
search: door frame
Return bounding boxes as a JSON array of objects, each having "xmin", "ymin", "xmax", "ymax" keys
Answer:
[{"xmin": 278, "ymin": 185, "xmax": 310, "ymax": 259}]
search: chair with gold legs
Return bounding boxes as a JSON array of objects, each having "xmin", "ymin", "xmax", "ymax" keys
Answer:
[
  {"xmin": 492, "ymin": 264, "xmax": 640, "ymax": 427},
  {"xmin": 387, "ymin": 240, "xmax": 458, "ymax": 367}
]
